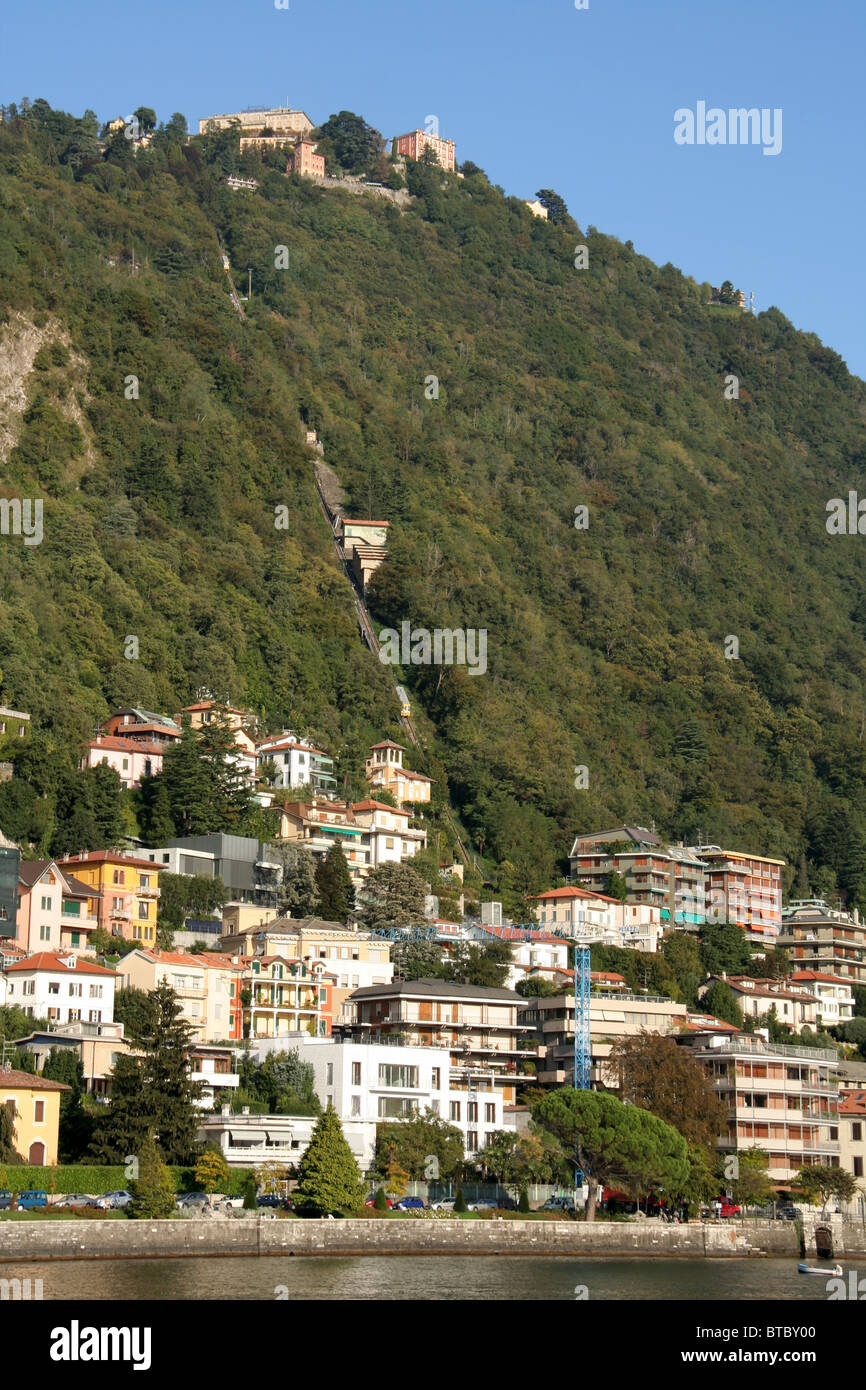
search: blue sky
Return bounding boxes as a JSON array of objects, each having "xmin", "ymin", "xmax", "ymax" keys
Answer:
[{"xmin": 2, "ymin": 0, "xmax": 864, "ymax": 378}]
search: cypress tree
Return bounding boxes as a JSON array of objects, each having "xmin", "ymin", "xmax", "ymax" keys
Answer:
[
  {"xmin": 88, "ymin": 1053, "xmax": 150, "ymax": 1163},
  {"xmin": 138, "ymin": 981, "xmax": 202, "ymax": 1164},
  {"xmin": 314, "ymin": 842, "xmax": 355, "ymax": 922},
  {"xmin": 159, "ymin": 720, "xmax": 213, "ymax": 837},
  {"xmin": 129, "ymin": 1131, "xmax": 176, "ymax": 1218},
  {"xmin": 294, "ymin": 1105, "xmax": 366, "ymax": 1214}
]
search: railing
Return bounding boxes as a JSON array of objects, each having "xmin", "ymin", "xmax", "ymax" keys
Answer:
[{"xmin": 707, "ymin": 1038, "xmax": 839, "ymax": 1062}]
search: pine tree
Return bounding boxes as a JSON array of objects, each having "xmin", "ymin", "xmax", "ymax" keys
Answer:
[
  {"xmin": 87, "ymin": 761, "xmax": 125, "ymax": 847},
  {"xmin": 140, "ymin": 774, "xmax": 175, "ymax": 844},
  {"xmin": 159, "ymin": 720, "xmax": 214, "ymax": 837},
  {"xmin": 314, "ymin": 842, "xmax": 355, "ymax": 923},
  {"xmin": 137, "ymin": 981, "xmax": 202, "ymax": 1164},
  {"xmin": 198, "ymin": 710, "xmax": 252, "ymax": 826},
  {"xmin": 88, "ymin": 1053, "xmax": 150, "ymax": 1163},
  {"xmin": 129, "ymin": 1131, "xmax": 176, "ymax": 1218},
  {"xmin": 358, "ymin": 862, "xmax": 427, "ymax": 934},
  {"xmin": 42, "ymin": 1047, "xmax": 94, "ymax": 1161},
  {"xmin": 0, "ymin": 1100, "xmax": 23, "ymax": 1163},
  {"xmin": 294, "ymin": 1105, "xmax": 366, "ymax": 1214}
]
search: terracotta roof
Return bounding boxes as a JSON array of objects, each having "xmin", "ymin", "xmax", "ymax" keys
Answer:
[
  {"xmin": 536, "ymin": 886, "xmax": 621, "ymax": 905},
  {"xmin": 351, "ymin": 800, "xmax": 410, "ymax": 816},
  {"xmin": 5, "ymin": 952, "xmax": 115, "ymax": 976},
  {"xmin": 838, "ymin": 1091, "xmax": 866, "ymax": 1116},
  {"xmin": 58, "ymin": 852, "xmax": 163, "ymax": 871},
  {"xmin": 341, "ymin": 519, "xmax": 390, "ymax": 527},
  {"xmin": 369, "ymin": 741, "xmax": 406, "ymax": 752},
  {"xmin": 790, "ymin": 970, "xmax": 854, "ymax": 986},
  {"xmin": 0, "ymin": 1070, "xmax": 71, "ymax": 1092},
  {"xmin": 255, "ymin": 737, "xmax": 325, "ymax": 755}
]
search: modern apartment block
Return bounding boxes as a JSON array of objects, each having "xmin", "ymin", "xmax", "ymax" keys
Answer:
[
  {"xmin": 689, "ymin": 845, "xmax": 785, "ymax": 944},
  {"xmin": 521, "ymin": 989, "xmax": 688, "ymax": 1087},
  {"xmin": 288, "ymin": 1036, "xmax": 506, "ymax": 1156},
  {"xmin": 393, "ymin": 128, "xmax": 456, "ymax": 171},
  {"xmin": 339, "ymin": 979, "xmax": 536, "ymax": 1107},
  {"xmin": 679, "ymin": 1029, "xmax": 840, "ymax": 1181},
  {"xmin": 0, "ymin": 828, "xmax": 20, "ymax": 940},
  {"xmin": 789, "ymin": 971, "xmax": 855, "ymax": 1027},
  {"xmin": 777, "ymin": 901, "xmax": 866, "ymax": 985},
  {"xmin": 569, "ymin": 827, "xmax": 706, "ymax": 929}
]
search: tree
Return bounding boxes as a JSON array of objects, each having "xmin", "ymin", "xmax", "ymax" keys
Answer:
[
  {"xmin": 113, "ymin": 986, "xmax": 157, "ymax": 1044},
  {"xmin": 609, "ymin": 1031, "xmax": 728, "ymax": 1148},
  {"xmin": 42, "ymin": 1047, "xmax": 93, "ymax": 1161},
  {"xmin": 128, "ymin": 1131, "xmax": 176, "ymax": 1218},
  {"xmin": 699, "ymin": 922, "xmax": 752, "ymax": 977},
  {"xmin": 603, "ymin": 869, "xmax": 629, "ymax": 901},
  {"xmin": 535, "ymin": 188, "xmax": 570, "ymax": 225},
  {"xmin": 137, "ymin": 981, "xmax": 202, "ymax": 1163},
  {"xmin": 133, "ymin": 106, "xmax": 157, "ymax": 134},
  {"xmin": 391, "ymin": 937, "xmax": 448, "ymax": 981},
  {"xmin": 447, "ymin": 939, "xmax": 513, "ymax": 988},
  {"xmin": 515, "ymin": 976, "xmax": 560, "ymax": 997},
  {"xmin": 249, "ymin": 1050, "xmax": 320, "ymax": 1116},
  {"xmin": 88, "ymin": 1053, "xmax": 150, "ymax": 1164},
  {"xmin": 273, "ymin": 842, "xmax": 320, "ymax": 918},
  {"xmin": 716, "ymin": 280, "xmax": 742, "ymax": 306},
  {"xmin": 195, "ymin": 1146, "xmax": 231, "ymax": 1192},
  {"xmin": 294, "ymin": 1106, "xmax": 366, "ymax": 1214},
  {"xmin": 375, "ymin": 1109, "xmax": 464, "ymax": 1179},
  {"xmin": 359, "ymin": 862, "xmax": 427, "ymax": 934},
  {"xmin": 661, "ymin": 931, "xmax": 703, "ymax": 1008},
  {"xmin": 314, "ymin": 842, "xmax": 355, "ymax": 923},
  {"xmin": 0, "ymin": 1100, "xmax": 24, "ymax": 1163},
  {"xmin": 158, "ymin": 720, "xmax": 214, "ymax": 837},
  {"xmin": 315, "ymin": 111, "xmax": 383, "ymax": 174},
  {"xmin": 385, "ymin": 1154, "xmax": 410, "ymax": 1200},
  {"xmin": 796, "ymin": 1163, "xmax": 860, "ymax": 1215},
  {"xmin": 453, "ymin": 1186, "xmax": 467, "ymax": 1213},
  {"xmin": 700, "ymin": 980, "xmax": 744, "ymax": 1028},
  {"xmin": 374, "ymin": 1185, "xmax": 388, "ymax": 1210},
  {"xmin": 531, "ymin": 1089, "xmax": 689, "ymax": 1222},
  {"xmin": 728, "ymin": 1149, "xmax": 775, "ymax": 1208}
]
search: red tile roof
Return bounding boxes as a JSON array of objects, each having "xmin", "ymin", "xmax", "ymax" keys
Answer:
[
  {"xmin": 838, "ymin": 1091, "xmax": 866, "ymax": 1116},
  {"xmin": 0, "ymin": 1070, "xmax": 71, "ymax": 1092},
  {"xmin": 58, "ymin": 851, "xmax": 163, "ymax": 871},
  {"xmin": 351, "ymin": 800, "xmax": 410, "ymax": 816},
  {"xmin": 369, "ymin": 741, "xmax": 406, "ymax": 752},
  {"xmin": 87, "ymin": 737, "xmax": 167, "ymax": 756},
  {"xmin": 5, "ymin": 952, "xmax": 116, "ymax": 976},
  {"xmin": 535, "ymin": 886, "xmax": 622, "ymax": 905}
]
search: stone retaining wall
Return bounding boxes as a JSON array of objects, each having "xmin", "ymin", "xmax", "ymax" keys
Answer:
[{"xmin": 0, "ymin": 1218, "xmax": 808, "ymax": 1261}]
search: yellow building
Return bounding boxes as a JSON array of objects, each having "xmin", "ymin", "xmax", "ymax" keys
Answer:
[
  {"xmin": 57, "ymin": 853, "xmax": 162, "ymax": 945},
  {"xmin": 0, "ymin": 1070, "xmax": 69, "ymax": 1165}
]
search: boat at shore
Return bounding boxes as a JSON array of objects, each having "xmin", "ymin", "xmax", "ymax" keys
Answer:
[{"xmin": 798, "ymin": 1261, "xmax": 842, "ymax": 1276}]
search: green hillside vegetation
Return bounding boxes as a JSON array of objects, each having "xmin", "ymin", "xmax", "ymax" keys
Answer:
[{"xmin": 1, "ymin": 101, "xmax": 865, "ymax": 909}]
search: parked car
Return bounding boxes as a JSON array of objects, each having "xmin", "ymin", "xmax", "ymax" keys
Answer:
[
  {"xmin": 55, "ymin": 1193, "xmax": 96, "ymax": 1209},
  {"xmin": 256, "ymin": 1194, "xmax": 289, "ymax": 1209},
  {"xmin": 467, "ymin": 1199, "xmax": 502, "ymax": 1212},
  {"xmin": 176, "ymin": 1192, "xmax": 212, "ymax": 1211},
  {"xmin": 364, "ymin": 1195, "xmax": 394, "ymax": 1208},
  {"xmin": 429, "ymin": 1198, "xmax": 456, "ymax": 1210},
  {"xmin": 0, "ymin": 1190, "xmax": 13, "ymax": 1211},
  {"xmin": 776, "ymin": 1204, "xmax": 803, "ymax": 1220},
  {"xmin": 541, "ymin": 1196, "xmax": 573, "ymax": 1211},
  {"xmin": 17, "ymin": 1190, "xmax": 49, "ymax": 1210},
  {"xmin": 720, "ymin": 1201, "xmax": 741, "ymax": 1218},
  {"xmin": 394, "ymin": 1196, "xmax": 426, "ymax": 1210},
  {"xmin": 102, "ymin": 1190, "xmax": 133, "ymax": 1210}
]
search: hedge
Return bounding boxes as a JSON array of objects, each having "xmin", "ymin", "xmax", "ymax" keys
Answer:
[{"xmin": 0, "ymin": 1165, "xmax": 254, "ymax": 1195}]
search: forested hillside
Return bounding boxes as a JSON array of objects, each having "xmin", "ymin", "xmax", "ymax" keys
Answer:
[{"xmin": 1, "ymin": 102, "xmax": 865, "ymax": 906}]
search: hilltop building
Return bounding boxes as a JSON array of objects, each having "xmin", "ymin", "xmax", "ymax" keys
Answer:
[
  {"xmin": 364, "ymin": 741, "xmax": 432, "ymax": 808},
  {"xmin": 198, "ymin": 107, "xmax": 314, "ymax": 138},
  {"xmin": 256, "ymin": 733, "xmax": 337, "ymax": 796},
  {"xmin": 393, "ymin": 128, "xmax": 456, "ymax": 171},
  {"xmin": 287, "ymin": 139, "xmax": 325, "ymax": 177}
]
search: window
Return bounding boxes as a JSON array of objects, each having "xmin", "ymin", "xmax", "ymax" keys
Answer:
[
  {"xmin": 140, "ymin": 874, "xmax": 149, "ymax": 889},
  {"xmin": 40, "ymin": 925, "xmax": 51, "ymax": 942},
  {"xmin": 379, "ymin": 1064, "xmax": 419, "ymax": 1089},
  {"xmin": 449, "ymin": 1101, "xmax": 461, "ymax": 1122},
  {"xmin": 48, "ymin": 982, "xmax": 59, "ymax": 995},
  {"xmin": 431, "ymin": 1099, "xmax": 440, "ymax": 1115},
  {"xmin": 431, "ymin": 1068, "xmax": 441, "ymax": 1089},
  {"xmin": 34, "ymin": 1100, "xmax": 44, "ymax": 1123},
  {"xmin": 40, "ymin": 895, "xmax": 52, "ymax": 911},
  {"xmin": 89, "ymin": 984, "xmax": 103, "ymax": 998},
  {"xmin": 112, "ymin": 897, "xmax": 124, "ymax": 913},
  {"xmin": 350, "ymin": 1095, "xmax": 361, "ymax": 1117},
  {"xmin": 466, "ymin": 1131, "xmax": 478, "ymax": 1152},
  {"xmin": 69, "ymin": 983, "xmax": 82, "ymax": 997},
  {"xmin": 853, "ymin": 1123, "xmax": 862, "ymax": 1143},
  {"xmin": 485, "ymin": 1103, "xmax": 495, "ymax": 1123},
  {"xmin": 112, "ymin": 870, "xmax": 125, "ymax": 885},
  {"xmin": 22, "ymin": 981, "xmax": 35, "ymax": 996},
  {"xmin": 378, "ymin": 1096, "xmax": 417, "ymax": 1119},
  {"xmin": 830, "ymin": 1126, "xmax": 839, "ymax": 1141},
  {"xmin": 468, "ymin": 1102, "xmax": 478, "ymax": 1122},
  {"xmin": 68, "ymin": 1010, "xmax": 81, "ymax": 1022},
  {"xmin": 385, "ymin": 838, "xmax": 395, "ymax": 850},
  {"xmin": 70, "ymin": 933, "xmax": 80, "ymax": 947},
  {"xmin": 855, "ymin": 1157, "xmax": 864, "ymax": 1178},
  {"xmin": 351, "ymin": 1062, "xmax": 361, "ymax": 1085},
  {"xmin": 88, "ymin": 1010, "xmax": 101, "ymax": 1023},
  {"xmin": 326, "ymin": 1063, "xmax": 333, "ymax": 1085},
  {"xmin": 138, "ymin": 902, "xmax": 148, "ymax": 920}
]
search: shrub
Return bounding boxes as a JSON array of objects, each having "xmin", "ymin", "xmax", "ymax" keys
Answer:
[
  {"xmin": 518, "ymin": 1188, "xmax": 531, "ymax": 1214},
  {"xmin": 374, "ymin": 1186, "xmax": 388, "ymax": 1210},
  {"xmin": 453, "ymin": 1186, "xmax": 467, "ymax": 1213}
]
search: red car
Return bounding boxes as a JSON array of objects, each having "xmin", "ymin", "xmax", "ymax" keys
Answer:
[
  {"xmin": 364, "ymin": 1195, "xmax": 393, "ymax": 1208},
  {"xmin": 720, "ymin": 1201, "xmax": 741, "ymax": 1218}
]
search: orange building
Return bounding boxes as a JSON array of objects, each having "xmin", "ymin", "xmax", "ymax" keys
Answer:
[
  {"xmin": 57, "ymin": 852, "xmax": 162, "ymax": 946},
  {"xmin": 287, "ymin": 140, "xmax": 325, "ymax": 178}
]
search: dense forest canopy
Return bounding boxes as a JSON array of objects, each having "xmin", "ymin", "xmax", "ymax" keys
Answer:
[{"xmin": 1, "ymin": 100, "xmax": 865, "ymax": 907}]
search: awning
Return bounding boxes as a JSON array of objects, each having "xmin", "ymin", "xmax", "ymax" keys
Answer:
[{"xmin": 230, "ymin": 1130, "xmax": 267, "ymax": 1144}]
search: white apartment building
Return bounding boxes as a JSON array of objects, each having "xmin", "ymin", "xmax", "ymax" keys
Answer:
[
  {"xmin": 471, "ymin": 925, "xmax": 569, "ymax": 990},
  {"xmin": 790, "ymin": 971, "xmax": 855, "ymax": 1027},
  {"xmin": 255, "ymin": 733, "xmax": 337, "ymax": 796},
  {"xmin": 3, "ymin": 952, "xmax": 117, "ymax": 1027},
  {"xmin": 287, "ymin": 1036, "xmax": 506, "ymax": 1156},
  {"xmin": 700, "ymin": 975, "xmax": 820, "ymax": 1030},
  {"xmin": 533, "ymin": 886, "xmax": 662, "ymax": 952},
  {"xmin": 197, "ymin": 1108, "xmax": 378, "ymax": 1171}
]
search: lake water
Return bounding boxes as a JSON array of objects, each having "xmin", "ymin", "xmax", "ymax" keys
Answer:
[{"xmin": 1, "ymin": 1255, "xmax": 859, "ymax": 1300}]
